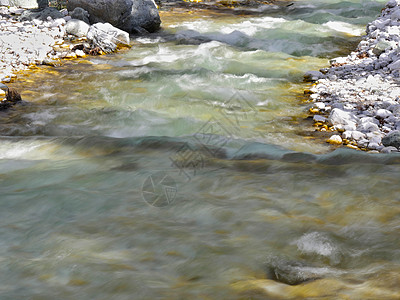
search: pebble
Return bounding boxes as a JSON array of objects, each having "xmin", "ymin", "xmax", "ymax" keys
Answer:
[
  {"xmin": 327, "ymin": 135, "xmax": 343, "ymax": 145},
  {"xmin": 306, "ymin": 0, "xmax": 400, "ymax": 152}
]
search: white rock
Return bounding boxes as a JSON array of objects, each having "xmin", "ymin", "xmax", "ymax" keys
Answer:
[
  {"xmin": 313, "ymin": 115, "xmax": 327, "ymax": 123},
  {"xmin": 328, "ymin": 108, "xmax": 358, "ymax": 129},
  {"xmin": 357, "ymin": 121, "xmax": 380, "ymax": 133},
  {"xmin": 75, "ymin": 49, "xmax": 85, "ymax": 57},
  {"xmin": 387, "ymin": 0, "xmax": 399, "ymax": 8},
  {"xmin": 391, "ymin": 9, "xmax": 400, "ymax": 21},
  {"xmin": 359, "ymin": 117, "xmax": 379, "ymax": 125},
  {"xmin": 376, "ymin": 108, "xmax": 392, "ymax": 118},
  {"xmin": 327, "ymin": 135, "xmax": 342, "ymax": 144},
  {"xmin": 65, "ymin": 19, "xmax": 90, "ymax": 37},
  {"xmin": 342, "ymin": 131, "xmax": 353, "ymax": 139},
  {"xmin": 381, "ymin": 146, "xmax": 398, "ymax": 153},
  {"xmin": 314, "ymin": 102, "xmax": 325, "ymax": 110},
  {"xmin": 60, "ymin": 8, "xmax": 68, "ymax": 16},
  {"xmin": 330, "ymin": 57, "xmax": 347, "ymax": 65},
  {"xmin": 87, "ymin": 22, "xmax": 130, "ymax": 53},
  {"xmin": 368, "ymin": 142, "xmax": 380, "ymax": 150},
  {"xmin": 352, "ymin": 131, "xmax": 366, "ymax": 140},
  {"xmin": 388, "ymin": 59, "xmax": 400, "ymax": 70}
]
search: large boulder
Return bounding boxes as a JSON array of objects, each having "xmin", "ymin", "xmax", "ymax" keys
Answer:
[
  {"xmin": 87, "ymin": 23, "xmax": 130, "ymax": 53},
  {"xmin": 20, "ymin": 7, "xmax": 63, "ymax": 21},
  {"xmin": 9, "ymin": 0, "xmax": 48, "ymax": 8},
  {"xmin": 66, "ymin": 0, "xmax": 161, "ymax": 33}
]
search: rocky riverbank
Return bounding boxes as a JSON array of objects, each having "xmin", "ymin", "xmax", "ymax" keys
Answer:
[
  {"xmin": 0, "ymin": 6, "xmax": 128, "ymax": 108},
  {"xmin": 0, "ymin": 0, "xmax": 161, "ymax": 107},
  {"xmin": 0, "ymin": 5, "xmax": 135, "ymax": 82},
  {"xmin": 306, "ymin": 0, "xmax": 400, "ymax": 153}
]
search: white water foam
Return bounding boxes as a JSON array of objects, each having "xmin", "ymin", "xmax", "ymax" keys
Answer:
[{"xmin": 323, "ymin": 21, "xmax": 365, "ymax": 36}]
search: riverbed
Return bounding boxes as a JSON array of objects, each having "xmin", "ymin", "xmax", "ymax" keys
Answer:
[{"xmin": 1, "ymin": 0, "xmax": 399, "ymax": 299}]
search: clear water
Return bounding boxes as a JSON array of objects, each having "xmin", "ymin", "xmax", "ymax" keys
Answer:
[{"xmin": 2, "ymin": 0, "xmax": 399, "ymax": 299}]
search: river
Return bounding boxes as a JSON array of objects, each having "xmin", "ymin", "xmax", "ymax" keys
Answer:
[{"xmin": 1, "ymin": 0, "xmax": 399, "ymax": 299}]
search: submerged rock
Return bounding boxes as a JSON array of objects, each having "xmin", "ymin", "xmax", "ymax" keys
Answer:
[
  {"xmin": 67, "ymin": 0, "xmax": 161, "ymax": 33},
  {"xmin": 265, "ymin": 258, "xmax": 323, "ymax": 285},
  {"xmin": 304, "ymin": 71, "xmax": 325, "ymax": 82}
]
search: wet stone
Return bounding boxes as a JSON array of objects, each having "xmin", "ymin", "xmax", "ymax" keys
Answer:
[
  {"xmin": 382, "ymin": 130, "xmax": 400, "ymax": 148},
  {"xmin": 265, "ymin": 258, "xmax": 322, "ymax": 286},
  {"xmin": 304, "ymin": 0, "xmax": 400, "ymax": 151}
]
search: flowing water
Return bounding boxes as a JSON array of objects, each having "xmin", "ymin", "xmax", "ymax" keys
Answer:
[{"xmin": 1, "ymin": 0, "xmax": 399, "ymax": 299}]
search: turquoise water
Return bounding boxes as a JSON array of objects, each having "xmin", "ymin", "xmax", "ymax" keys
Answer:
[{"xmin": 2, "ymin": 1, "xmax": 399, "ymax": 299}]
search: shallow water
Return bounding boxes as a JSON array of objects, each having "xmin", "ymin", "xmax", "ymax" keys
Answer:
[{"xmin": 1, "ymin": 0, "xmax": 399, "ymax": 299}]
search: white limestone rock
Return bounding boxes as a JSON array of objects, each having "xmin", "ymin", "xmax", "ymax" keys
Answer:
[{"xmin": 65, "ymin": 19, "xmax": 90, "ymax": 37}]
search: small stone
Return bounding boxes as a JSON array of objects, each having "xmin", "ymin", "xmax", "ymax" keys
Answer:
[
  {"xmin": 357, "ymin": 121, "xmax": 380, "ymax": 133},
  {"xmin": 313, "ymin": 115, "xmax": 327, "ymax": 123},
  {"xmin": 368, "ymin": 142, "xmax": 380, "ymax": 150},
  {"xmin": 327, "ymin": 135, "xmax": 343, "ymax": 145},
  {"xmin": 304, "ymin": 71, "xmax": 325, "ymax": 82},
  {"xmin": 381, "ymin": 146, "xmax": 398, "ymax": 153},
  {"xmin": 376, "ymin": 108, "xmax": 392, "ymax": 118},
  {"xmin": 0, "ymin": 83, "xmax": 8, "ymax": 91},
  {"xmin": 328, "ymin": 108, "xmax": 358, "ymax": 130},
  {"xmin": 314, "ymin": 102, "xmax": 325, "ymax": 110},
  {"xmin": 75, "ymin": 49, "xmax": 86, "ymax": 57},
  {"xmin": 6, "ymin": 87, "xmax": 22, "ymax": 103},
  {"xmin": 64, "ymin": 52, "xmax": 77, "ymax": 59},
  {"xmin": 60, "ymin": 8, "xmax": 68, "ymax": 16}
]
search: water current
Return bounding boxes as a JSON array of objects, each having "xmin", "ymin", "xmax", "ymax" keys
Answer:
[{"xmin": 1, "ymin": 0, "xmax": 399, "ymax": 299}]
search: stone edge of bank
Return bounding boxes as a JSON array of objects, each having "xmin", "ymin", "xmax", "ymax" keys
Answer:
[
  {"xmin": 305, "ymin": 0, "xmax": 400, "ymax": 153},
  {"xmin": 0, "ymin": 5, "xmax": 132, "ymax": 106}
]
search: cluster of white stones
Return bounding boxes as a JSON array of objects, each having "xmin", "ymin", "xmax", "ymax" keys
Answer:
[
  {"xmin": 0, "ymin": 6, "xmax": 72, "ymax": 83},
  {"xmin": 0, "ymin": 5, "xmax": 131, "ymax": 86},
  {"xmin": 307, "ymin": 0, "xmax": 400, "ymax": 153}
]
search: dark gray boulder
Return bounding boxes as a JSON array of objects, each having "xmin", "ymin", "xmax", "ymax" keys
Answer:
[
  {"xmin": 382, "ymin": 131, "xmax": 400, "ymax": 149},
  {"xmin": 66, "ymin": 0, "xmax": 161, "ymax": 33},
  {"xmin": 70, "ymin": 7, "xmax": 90, "ymax": 24},
  {"xmin": 20, "ymin": 7, "xmax": 63, "ymax": 21}
]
